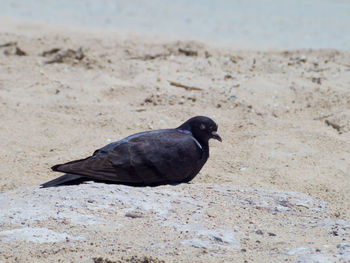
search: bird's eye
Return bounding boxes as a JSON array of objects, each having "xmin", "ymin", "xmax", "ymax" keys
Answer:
[{"xmin": 200, "ymin": 124, "xmax": 206, "ymax": 130}]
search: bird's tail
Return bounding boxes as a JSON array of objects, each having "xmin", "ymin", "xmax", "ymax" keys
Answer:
[{"xmin": 40, "ymin": 173, "xmax": 85, "ymax": 188}]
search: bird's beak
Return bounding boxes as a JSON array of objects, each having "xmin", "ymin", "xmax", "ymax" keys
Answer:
[{"xmin": 211, "ymin": 131, "xmax": 222, "ymax": 142}]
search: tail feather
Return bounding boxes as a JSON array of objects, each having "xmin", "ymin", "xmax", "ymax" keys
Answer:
[{"xmin": 40, "ymin": 173, "xmax": 86, "ymax": 188}]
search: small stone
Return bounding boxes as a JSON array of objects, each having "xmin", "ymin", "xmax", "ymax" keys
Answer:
[
  {"xmin": 298, "ymin": 56, "xmax": 307, "ymax": 63},
  {"xmin": 15, "ymin": 46, "xmax": 27, "ymax": 56},
  {"xmin": 178, "ymin": 48, "xmax": 197, "ymax": 56},
  {"xmin": 268, "ymin": 232, "xmax": 276, "ymax": 236},
  {"xmin": 125, "ymin": 211, "xmax": 143, "ymax": 218},
  {"xmin": 311, "ymin": 77, "xmax": 322, "ymax": 84},
  {"xmin": 256, "ymin": 229, "xmax": 264, "ymax": 235}
]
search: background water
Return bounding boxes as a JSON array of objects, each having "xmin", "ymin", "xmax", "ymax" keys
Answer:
[{"xmin": 1, "ymin": 0, "xmax": 349, "ymax": 50}]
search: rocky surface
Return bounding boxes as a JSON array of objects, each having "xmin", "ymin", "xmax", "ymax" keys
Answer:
[{"xmin": 0, "ymin": 183, "xmax": 349, "ymax": 262}]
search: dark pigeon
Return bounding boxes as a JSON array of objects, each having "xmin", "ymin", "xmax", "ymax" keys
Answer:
[{"xmin": 41, "ymin": 116, "xmax": 221, "ymax": 188}]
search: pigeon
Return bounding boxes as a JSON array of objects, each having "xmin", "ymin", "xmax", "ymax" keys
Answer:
[{"xmin": 41, "ymin": 116, "xmax": 221, "ymax": 188}]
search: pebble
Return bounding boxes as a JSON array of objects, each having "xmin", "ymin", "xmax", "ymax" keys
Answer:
[
  {"xmin": 256, "ymin": 230, "xmax": 264, "ymax": 235},
  {"xmin": 125, "ymin": 211, "xmax": 144, "ymax": 218}
]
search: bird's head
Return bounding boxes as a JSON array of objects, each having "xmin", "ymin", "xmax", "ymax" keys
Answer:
[{"xmin": 178, "ymin": 116, "xmax": 222, "ymax": 143}]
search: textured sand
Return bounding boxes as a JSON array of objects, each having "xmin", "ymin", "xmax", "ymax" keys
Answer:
[{"xmin": 0, "ymin": 19, "xmax": 349, "ymax": 262}]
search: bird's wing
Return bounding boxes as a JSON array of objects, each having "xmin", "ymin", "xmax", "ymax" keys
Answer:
[
  {"xmin": 52, "ymin": 130, "xmax": 204, "ymax": 185},
  {"xmin": 52, "ymin": 149, "xmax": 143, "ymax": 183}
]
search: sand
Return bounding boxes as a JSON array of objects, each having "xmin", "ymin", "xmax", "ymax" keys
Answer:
[{"xmin": 0, "ymin": 19, "xmax": 349, "ymax": 262}]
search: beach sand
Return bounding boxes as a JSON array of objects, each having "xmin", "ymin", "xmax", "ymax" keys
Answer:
[{"xmin": 0, "ymin": 19, "xmax": 349, "ymax": 262}]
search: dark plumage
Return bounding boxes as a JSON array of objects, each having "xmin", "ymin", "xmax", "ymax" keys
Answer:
[{"xmin": 41, "ymin": 116, "xmax": 221, "ymax": 188}]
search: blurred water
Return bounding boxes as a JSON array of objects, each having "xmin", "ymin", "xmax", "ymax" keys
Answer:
[{"xmin": 1, "ymin": 0, "xmax": 349, "ymax": 50}]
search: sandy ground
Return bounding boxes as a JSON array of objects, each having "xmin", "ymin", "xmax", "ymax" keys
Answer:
[{"xmin": 0, "ymin": 19, "xmax": 350, "ymax": 262}]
